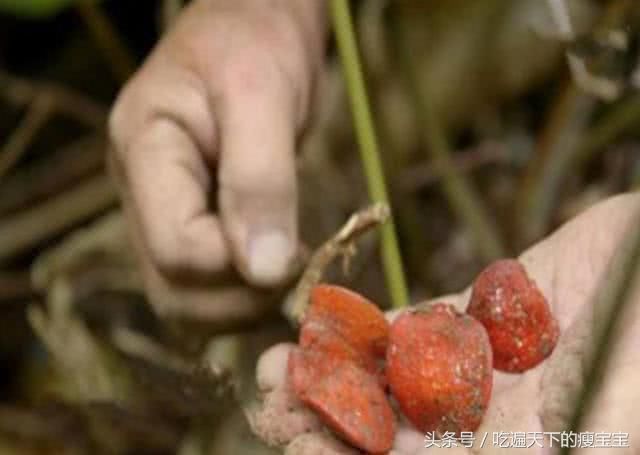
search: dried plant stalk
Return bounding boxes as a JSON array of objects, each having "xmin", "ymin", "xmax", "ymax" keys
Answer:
[{"xmin": 287, "ymin": 202, "xmax": 390, "ymax": 323}]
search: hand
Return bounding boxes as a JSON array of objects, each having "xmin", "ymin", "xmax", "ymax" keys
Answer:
[
  {"xmin": 250, "ymin": 193, "xmax": 640, "ymax": 454},
  {"xmin": 108, "ymin": 0, "xmax": 326, "ymax": 322}
]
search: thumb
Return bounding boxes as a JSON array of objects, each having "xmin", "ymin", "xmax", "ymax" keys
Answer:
[{"xmin": 217, "ymin": 67, "xmax": 300, "ymax": 287}]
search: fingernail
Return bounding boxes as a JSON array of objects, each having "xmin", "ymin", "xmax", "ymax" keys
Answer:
[{"xmin": 247, "ymin": 230, "xmax": 293, "ymax": 286}]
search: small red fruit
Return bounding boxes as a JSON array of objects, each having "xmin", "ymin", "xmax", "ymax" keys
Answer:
[
  {"xmin": 288, "ymin": 284, "xmax": 393, "ymax": 453},
  {"xmin": 298, "ymin": 319, "xmax": 386, "ymax": 386},
  {"xmin": 288, "ymin": 346, "xmax": 352, "ymax": 401},
  {"xmin": 467, "ymin": 259, "xmax": 559, "ymax": 373},
  {"xmin": 304, "ymin": 284, "xmax": 389, "ymax": 362},
  {"xmin": 301, "ymin": 361, "xmax": 395, "ymax": 454},
  {"xmin": 387, "ymin": 303, "xmax": 493, "ymax": 434}
]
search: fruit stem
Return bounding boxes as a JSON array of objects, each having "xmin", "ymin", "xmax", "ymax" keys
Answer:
[
  {"xmin": 287, "ymin": 203, "xmax": 390, "ymax": 323},
  {"xmin": 330, "ymin": 0, "xmax": 409, "ymax": 309}
]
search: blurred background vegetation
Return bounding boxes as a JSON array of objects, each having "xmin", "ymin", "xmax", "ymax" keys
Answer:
[
  {"xmin": 0, "ymin": 0, "xmax": 639, "ymax": 453},
  {"xmin": 0, "ymin": 0, "xmax": 79, "ymax": 18}
]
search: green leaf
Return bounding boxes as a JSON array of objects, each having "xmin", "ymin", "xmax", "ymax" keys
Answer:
[{"xmin": 0, "ymin": 0, "xmax": 82, "ymax": 18}]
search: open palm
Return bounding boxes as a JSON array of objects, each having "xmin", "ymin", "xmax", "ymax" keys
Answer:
[{"xmin": 251, "ymin": 193, "xmax": 640, "ymax": 454}]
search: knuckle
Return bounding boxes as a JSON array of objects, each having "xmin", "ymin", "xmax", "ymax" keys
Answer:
[
  {"xmin": 222, "ymin": 48, "xmax": 281, "ymax": 95},
  {"xmin": 108, "ymin": 79, "xmax": 143, "ymax": 163},
  {"xmin": 110, "ymin": 70, "xmax": 214, "ymax": 164},
  {"xmin": 108, "ymin": 80, "xmax": 134, "ymax": 145},
  {"xmin": 218, "ymin": 26, "xmax": 309, "ymax": 126},
  {"xmin": 107, "ymin": 97, "xmax": 125, "ymax": 145},
  {"xmin": 219, "ymin": 18, "xmax": 301, "ymax": 94}
]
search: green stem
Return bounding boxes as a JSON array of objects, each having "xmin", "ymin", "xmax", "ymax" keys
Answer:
[{"xmin": 330, "ymin": 0, "xmax": 409, "ymax": 309}]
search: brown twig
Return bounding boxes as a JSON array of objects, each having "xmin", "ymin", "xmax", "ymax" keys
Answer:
[
  {"xmin": 516, "ymin": 81, "xmax": 595, "ymax": 245},
  {"xmin": 287, "ymin": 202, "xmax": 390, "ymax": 323},
  {"xmin": 516, "ymin": 0, "xmax": 634, "ymax": 246},
  {"xmin": 0, "ymin": 401, "xmax": 183, "ymax": 453},
  {"xmin": 0, "ymin": 174, "xmax": 118, "ymax": 264},
  {"xmin": 575, "ymin": 93, "xmax": 640, "ymax": 166},
  {"xmin": 0, "ymin": 71, "xmax": 108, "ymax": 130},
  {"xmin": 110, "ymin": 332, "xmax": 234, "ymax": 420},
  {"xmin": 110, "ymin": 327, "xmax": 193, "ymax": 372},
  {"xmin": 545, "ymin": 0, "xmax": 575, "ymax": 40},
  {"xmin": 632, "ymin": 51, "xmax": 640, "ymax": 89},
  {"xmin": 0, "ymin": 403, "xmax": 90, "ymax": 451},
  {"xmin": 30, "ymin": 211, "xmax": 138, "ymax": 297},
  {"xmin": 566, "ymin": 52, "xmax": 621, "ymax": 101},
  {"xmin": 388, "ymin": 4, "xmax": 507, "ymax": 261},
  {"xmin": 0, "ymin": 94, "xmax": 55, "ymax": 180},
  {"xmin": 0, "ymin": 271, "xmax": 34, "ymax": 301},
  {"xmin": 0, "ymin": 135, "xmax": 106, "ymax": 216},
  {"xmin": 398, "ymin": 141, "xmax": 509, "ymax": 193}
]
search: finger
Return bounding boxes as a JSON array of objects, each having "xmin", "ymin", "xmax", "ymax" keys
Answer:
[
  {"xmin": 120, "ymin": 117, "xmax": 231, "ymax": 278},
  {"xmin": 251, "ymin": 344, "xmax": 325, "ymax": 448},
  {"xmin": 247, "ymin": 387, "xmax": 322, "ymax": 448},
  {"xmin": 257, "ymin": 343, "xmax": 296, "ymax": 392},
  {"xmin": 113, "ymin": 180, "xmax": 275, "ymax": 327},
  {"xmin": 392, "ymin": 424, "xmax": 426, "ymax": 453},
  {"xmin": 217, "ymin": 61, "xmax": 299, "ymax": 287},
  {"xmin": 285, "ymin": 432, "xmax": 359, "ymax": 455},
  {"xmin": 139, "ymin": 251, "xmax": 276, "ymax": 326}
]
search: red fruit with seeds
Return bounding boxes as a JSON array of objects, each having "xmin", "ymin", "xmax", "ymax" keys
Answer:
[
  {"xmin": 386, "ymin": 303, "xmax": 493, "ymax": 434},
  {"xmin": 467, "ymin": 259, "xmax": 559, "ymax": 373}
]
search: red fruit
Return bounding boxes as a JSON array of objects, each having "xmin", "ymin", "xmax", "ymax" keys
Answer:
[
  {"xmin": 304, "ymin": 284, "xmax": 389, "ymax": 362},
  {"xmin": 299, "ymin": 320, "xmax": 386, "ymax": 386},
  {"xmin": 288, "ymin": 284, "xmax": 394, "ymax": 452},
  {"xmin": 387, "ymin": 303, "xmax": 493, "ymax": 434},
  {"xmin": 288, "ymin": 346, "xmax": 351, "ymax": 400},
  {"xmin": 467, "ymin": 259, "xmax": 559, "ymax": 373},
  {"xmin": 302, "ymin": 361, "xmax": 395, "ymax": 454},
  {"xmin": 297, "ymin": 284, "xmax": 389, "ymax": 386}
]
